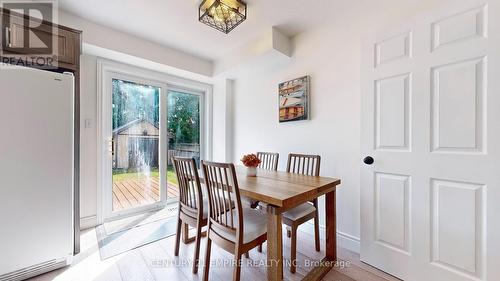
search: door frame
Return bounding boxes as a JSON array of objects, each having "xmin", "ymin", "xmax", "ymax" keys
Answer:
[{"xmin": 96, "ymin": 59, "xmax": 213, "ymax": 224}]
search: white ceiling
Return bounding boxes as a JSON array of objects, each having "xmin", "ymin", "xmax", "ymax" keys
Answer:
[
  {"xmin": 58, "ymin": 0, "xmax": 443, "ymax": 62},
  {"xmin": 58, "ymin": 0, "xmax": 346, "ymax": 61}
]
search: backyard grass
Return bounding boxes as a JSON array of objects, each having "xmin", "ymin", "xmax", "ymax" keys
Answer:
[{"xmin": 112, "ymin": 166, "xmax": 178, "ymax": 186}]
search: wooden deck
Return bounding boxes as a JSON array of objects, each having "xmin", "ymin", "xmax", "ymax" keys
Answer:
[{"xmin": 112, "ymin": 177, "xmax": 179, "ymax": 211}]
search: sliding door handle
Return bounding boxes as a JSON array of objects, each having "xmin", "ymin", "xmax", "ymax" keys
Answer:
[
  {"xmin": 5, "ymin": 27, "xmax": 12, "ymax": 47},
  {"xmin": 108, "ymin": 139, "xmax": 115, "ymax": 156}
]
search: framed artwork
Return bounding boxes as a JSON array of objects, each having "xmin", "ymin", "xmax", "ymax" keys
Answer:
[{"xmin": 279, "ymin": 76, "xmax": 310, "ymax": 123}]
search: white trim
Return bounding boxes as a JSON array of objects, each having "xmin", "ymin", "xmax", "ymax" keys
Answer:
[
  {"xmin": 80, "ymin": 215, "xmax": 98, "ymax": 230},
  {"xmin": 96, "ymin": 60, "xmax": 104, "ymax": 225},
  {"xmin": 96, "ymin": 58, "xmax": 213, "ymax": 224},
  {"xmin": 105, "ymin": 203, "xmax": 167, "ymax": 222},
  {"xmin": 101, "ymin": 71, "xmax": 169, "ymax": 221},
  {"xmin": 337, "ymin": 231, "xmax": 361, "ymax": 253},
  {"xmin": 300, "ymin": 222, "xmax": 361, "ymax": 254},
  {"xmin": 167, "ymin": 86, "xmax": 210, "ymax": 163},
  {"xmin": 225, "ymin": 79, "xmax": 234, "ymax": 162}
]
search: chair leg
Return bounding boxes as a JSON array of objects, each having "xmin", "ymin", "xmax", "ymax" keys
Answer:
[
  {"xmin": 192, "ymin": 221, "xmax": 203, "ymax": 274},
  {"xmin": 174, "ymin": 218, "xmax": 182, "ymax": 256},
  {"xmin": 290, "ymin": 226, "xmax": 297, "ymax": 274},
  {"xmin": 233, "ymin": 252, "xmax": 242, "ymax": 281},
  {"xmin": 258, "ymin": 243, "xmax": 262, "ymax": 253},
  {"xmin": 314, "ymin": 211, "xmax": 321, "ymax": 252},
  {"xmin": 182, "ymin": 222, "xmax": 189, "ymax": 244},
  {"xmin": 203, "ymin": 237, "xmax": 212, "ymax": 281}
]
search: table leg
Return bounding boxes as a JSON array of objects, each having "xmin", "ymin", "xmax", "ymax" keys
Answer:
[
  {"xmin": 267, "ymin": 206, "xmax": 283, "ymax": 281},
  {"xmin": 325, "ymin": 190, "xmax": 337, "ymax": 260},
  {"xmin": 302, "ymin": 190, "xmax": 337, "ymax": 281}
]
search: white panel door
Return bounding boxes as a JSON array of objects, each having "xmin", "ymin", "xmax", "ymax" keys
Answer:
[{"xmin": 361, "ymin": 1, "xmax": 500, "ymax": 280}]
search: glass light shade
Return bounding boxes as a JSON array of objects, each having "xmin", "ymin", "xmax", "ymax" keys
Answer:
[{"xmin": 199, "ymin": 0, "xmax": 247, "ymax": 34}]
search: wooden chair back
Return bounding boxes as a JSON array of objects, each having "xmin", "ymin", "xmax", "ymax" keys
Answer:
[
  {"xmin": 172, "ymin": 157, "xmax": 203, "ymax": 218},
  {"xmin": 201, "ymin": 161, "xmax": 243, "ymax": 242},
  {"xmin": 256, "ymin": 152, "xmax": 279, "ymax": 171},
  {"xmin": 286, "ymin": 153, "xmax": 321, "ymax": 177}
]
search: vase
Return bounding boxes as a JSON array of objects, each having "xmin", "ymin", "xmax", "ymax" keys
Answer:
[{"xmin": 246, "ymin": 166, "xmax": 257, "ymax": 177}]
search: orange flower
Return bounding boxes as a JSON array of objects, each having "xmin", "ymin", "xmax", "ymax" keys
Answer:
[{"xmin": 241, "ymin": 154, "xmax": 261, "ymax": 167}]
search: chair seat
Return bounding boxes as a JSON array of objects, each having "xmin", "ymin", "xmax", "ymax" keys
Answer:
[
  {"xmin": 217, "ymin": 207, "xmax": 267, "ymax": 244},
  {"xmin": 283, "ymin": 202, "xmax": 316, "ymax": 221}
]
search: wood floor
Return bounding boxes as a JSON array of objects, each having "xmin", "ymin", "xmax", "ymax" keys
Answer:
[
  {"xmin": 112, "ymin": 177, "xmax": 179, "ymax": 211},
  {"xmin": 27, "ymin": 225, "xmax": 400, "ymax": 281}
]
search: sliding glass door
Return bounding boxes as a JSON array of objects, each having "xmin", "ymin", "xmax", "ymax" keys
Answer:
[
  {"xmin": 111, "ymin": 79, "xmax": 162, "ymax": 212},
  {"xmin": 101, "ymin": 69, "xmax": 205, "ymax": 221}
]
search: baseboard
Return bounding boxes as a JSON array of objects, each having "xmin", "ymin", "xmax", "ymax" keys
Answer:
[
  {"xmin": 300, "ymin": 222, "xmax": 361, "ymax": 254},
  {"xmin": 336, "ymin": 231, "xmax": 361, "ymax": 253},
  {"xmin": 80, "ymin": 215, "xmax": 98, "ymax": 230}
]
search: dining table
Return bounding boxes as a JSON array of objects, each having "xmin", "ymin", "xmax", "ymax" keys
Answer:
[{"xmin": 201, "ymin": 165, "xmax": 341, "ymax": 281}]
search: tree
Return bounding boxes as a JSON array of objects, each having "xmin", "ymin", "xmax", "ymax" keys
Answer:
[
  {"xmin": 111, "ymin": 79, "xmax": 200, "ymax": 148},
  {"xmin": 112, "ymin": 79, "xmax": 160, "ymax": 130},
  {"xmin": 168, "ymin": 91, "xmax": 200, "ymax": 147}
]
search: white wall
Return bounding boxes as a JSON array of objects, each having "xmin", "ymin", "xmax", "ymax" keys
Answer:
[
  {"xmin": 229, "ymin": 27, "xmax": 363, "ymax": 251},
  {"xmin": 79, "ymin": 54, "xmax": 98, "ymax": 227},
  {"xmin": 226, "ymin": 0, "xmax": 451, "ymax": 252},
  {"xmin": 73, "ymin": 0, "xmax": 453, "ymax": 240},
  {"xmin": 212, "ymin": 78, "xmax": 234, "ymax": 162},
  {"xmin": 59, "ymin": 10, "xmax": 213, "ymax": 77}
]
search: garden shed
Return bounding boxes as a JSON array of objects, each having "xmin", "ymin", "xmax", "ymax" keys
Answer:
[{"xmin": 112, "ymin": 119, "xmax": 159, "ymax": 170}]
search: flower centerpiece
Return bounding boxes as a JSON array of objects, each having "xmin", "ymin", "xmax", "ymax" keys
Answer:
[{"xmin": 240, "ymin": 154, "xmax": 261, "ymax": 177}]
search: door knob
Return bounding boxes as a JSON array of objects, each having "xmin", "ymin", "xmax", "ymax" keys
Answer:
[{"xmin": 363, "ymin": 156, "xmax": 374, "ymax": 165}]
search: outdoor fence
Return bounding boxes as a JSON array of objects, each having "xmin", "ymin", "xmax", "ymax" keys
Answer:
[
  {"xmin": 167, "ymin": 143, "xmax": 200, "ymax": 165},
  {"xmin": 113, "ymin": 143, "xmax": 200, "ymax": 170}
]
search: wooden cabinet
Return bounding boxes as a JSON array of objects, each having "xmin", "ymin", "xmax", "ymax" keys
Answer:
[
  {"xmin": 1, "ymin": 8, "xmax": 81, "ymax": 71},
  {"xmin": 56, "ymin": 28, "xmax": 79, "ymax": 66}
]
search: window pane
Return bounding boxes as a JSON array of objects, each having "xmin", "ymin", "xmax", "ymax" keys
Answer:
[
  {"xmin": 167, "ymin": 90, "xmax": 201, "ymax": 200},
  {"xmin": 112, "ymin": 79, "xmax": 160, "ymax": 211}
]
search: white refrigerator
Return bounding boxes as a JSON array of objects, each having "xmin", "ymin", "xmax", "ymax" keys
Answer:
[{"xmin": 0, "ymin": 65, "xmax": 74, "ymax": 281}]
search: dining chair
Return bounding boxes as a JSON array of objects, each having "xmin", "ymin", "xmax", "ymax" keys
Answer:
[
  {"xmin": 250, "ymin": 152, "xmax": 280, "ymax": 209},
  {"xmin": 283, "ymin": 153, "xmax": 321, "ymax": 273},
  {"xmin": 257, "ymin": 152, "xmax": 279, "ymax": 171},
  {"xmin": 201, "ymin": 161, "xmax": 268, "ymax": 281},
  {"xmin": 255, "ymin": 152, "xmax": 279, "ymax": 253},
  {"xmin": 172, "ymin": 156, "xmax": 206, "ymax": 274}
]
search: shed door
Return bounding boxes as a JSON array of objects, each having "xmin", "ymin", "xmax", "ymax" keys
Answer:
[{"xmin": 128, "ymin": 137, "xmax": 159, "ymax": 168}]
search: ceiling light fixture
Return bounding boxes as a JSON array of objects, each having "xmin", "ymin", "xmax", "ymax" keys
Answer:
[{"xmin": 199, "ymin": 0, "xmax": 247, "ymax": 34}]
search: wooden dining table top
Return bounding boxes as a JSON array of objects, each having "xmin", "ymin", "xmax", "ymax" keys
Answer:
[{"xmin": 200, "ymin": 166, "xmax": 341, "ymax": 210}]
